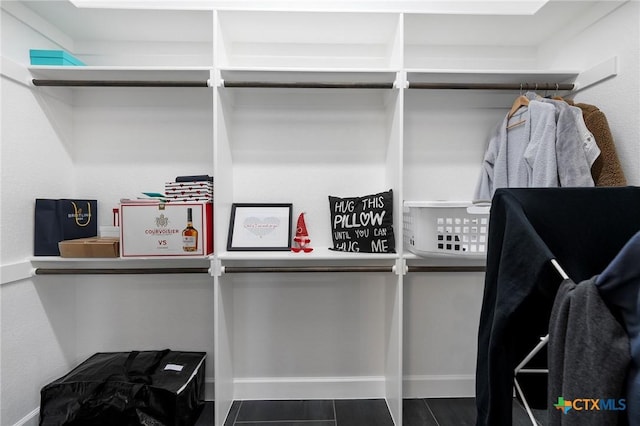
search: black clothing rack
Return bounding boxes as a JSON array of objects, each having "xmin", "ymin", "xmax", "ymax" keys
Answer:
[{"xmin": 475, "ymin": 187, "xmax": 640, "ymax": 426}]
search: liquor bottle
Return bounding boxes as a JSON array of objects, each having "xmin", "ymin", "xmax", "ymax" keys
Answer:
[{"xmin": 182, "ymin": 207, "xmax": 198, "ymax": 252}]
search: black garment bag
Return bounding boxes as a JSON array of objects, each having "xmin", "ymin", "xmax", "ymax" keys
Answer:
[{"xmin": 40, "ymin": 350, "xmax": 206, "ymax": 426}]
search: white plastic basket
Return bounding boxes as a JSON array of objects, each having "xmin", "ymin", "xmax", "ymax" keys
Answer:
[{"xmin": 403, "ymin": 201, "xmax": 491, "ymax": 258}]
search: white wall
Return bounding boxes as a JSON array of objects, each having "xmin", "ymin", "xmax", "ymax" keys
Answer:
[
  {"xmin": 0, "ymin": 7, "xmax": 76, "ymax": 264},
  {"xmin": 0, "ymin": 278, "xmax": 77, "ymax": 426},
  {"xmin": 1, "ymin": 7, "xmax": 79, "ymax": 425},
  {"xmin": 538, "ymin": 0, "xmax": 640, "ymax": 185},
  {"xmin": 1, "ymin": 5, "xmax": 215, "ymax": 425}
]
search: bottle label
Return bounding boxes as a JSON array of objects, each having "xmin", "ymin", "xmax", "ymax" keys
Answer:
[{"xmin": 183, "ymin": 236, "xmax": 196, "ymax": 247}]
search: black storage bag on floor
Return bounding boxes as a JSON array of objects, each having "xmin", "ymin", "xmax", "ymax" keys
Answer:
[{"xmin": 39, "ymin": 349, "xmax": 206, "ymax": 426}]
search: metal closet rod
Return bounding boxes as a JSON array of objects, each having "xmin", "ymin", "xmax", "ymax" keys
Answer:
[
  {"xmin": 222, "ymin": 266, "xmax": 394, "ymax": 273},
  {"xmin": 32, "ymin": 265, "xmax": 485, "ymax": 275},
  {"xmin": 408, "ymin": 82, "xmax": 575, "ymax": 91},
  {"xmin": 222, "ymin": 81, "xmax": 394, "ymax": 89},
  {"xmin": 407, "ymin": 265, "xmax": 486, "ymax": 273},
  {"xmin": 30, "ymin": 79, "xmax": 573, "ymax": 91},
  {"xmin": 223, "ymin": 81, "xmax": 573, "ymax": 91},
  {"xmin": 32, "ymin": 266, "xmax": 392, "ymax": 275},
  {"xmin": 31, "ymin": 79, "xmax": 210, "ymax": 87},
  {"xmin": 224, "ymin": 266, "xmax": 487, "ymax": 273},
  {"xmin": 225, "ymin": 266, "xmax": 485, "ymax": 273}
]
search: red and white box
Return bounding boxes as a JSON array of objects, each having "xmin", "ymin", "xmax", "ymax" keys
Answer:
[
  {"xmin": 120, "ymin": 201, "xmax": 213, "ymax": 257},
  {"xmin": 165, "ymin": 181, "xmax": 213, "ymax": 203}
]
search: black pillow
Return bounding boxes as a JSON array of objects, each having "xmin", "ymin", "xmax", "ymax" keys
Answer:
[{"xmin": 328, "ymin": 189, "xmax": 395, "ymax": 253}]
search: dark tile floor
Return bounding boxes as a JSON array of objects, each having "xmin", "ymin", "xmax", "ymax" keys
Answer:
[{"xmin": 195, "ymin": 397, "xmax": 546, "ymax": 425}]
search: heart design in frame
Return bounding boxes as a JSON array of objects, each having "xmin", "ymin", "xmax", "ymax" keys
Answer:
[{"xmin": 243, "ymin": 216, "xmax": 280, "ymax": 238}]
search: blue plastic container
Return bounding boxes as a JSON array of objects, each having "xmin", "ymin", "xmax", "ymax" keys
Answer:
[{"xmin": 29, "ymin": 49, "xmax": 85, "ymax": 66}]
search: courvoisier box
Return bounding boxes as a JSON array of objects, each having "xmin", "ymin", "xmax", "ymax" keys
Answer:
[{"xmin": 119, "ymin": 201, "xmax": 213, "ymax": 257}]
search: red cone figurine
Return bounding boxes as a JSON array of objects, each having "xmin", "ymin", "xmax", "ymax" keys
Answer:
[{"xmin": 292, "ymin": 212, "xmax": 313, "ymax": 253}]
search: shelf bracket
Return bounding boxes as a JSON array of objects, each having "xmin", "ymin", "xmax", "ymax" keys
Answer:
[
  {"xmin": 212, "ymin": 257, "xmax": 223, "ymax": 277},
  {"xmin": 394, "ymin": 258, "xmax": 408, "ymax": 275}
]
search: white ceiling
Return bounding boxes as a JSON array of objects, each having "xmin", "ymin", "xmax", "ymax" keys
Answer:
[{"xmin": 67, "ymin": 0, "xmax": 551, "ymax": 14}]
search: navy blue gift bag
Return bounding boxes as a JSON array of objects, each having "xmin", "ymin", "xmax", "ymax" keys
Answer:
[{"xmin": 34, "ymin": 199, "xmax": 98, "ymax": 256}]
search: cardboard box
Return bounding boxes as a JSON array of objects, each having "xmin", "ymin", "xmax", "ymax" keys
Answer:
[
  {"xmin": 99, "ymin": 226, "xmax": 120, "ymax": 238},
  {"xmin": 29, "ymin": 49, "xmax": 86, "ymax": 66},
  {"xmin": 120, "ymin": 201, "xmax": 213, "ymax": 257},
  {"xmin": 58, "ymin": 237, "xmax": 120, "ymax": 258}
]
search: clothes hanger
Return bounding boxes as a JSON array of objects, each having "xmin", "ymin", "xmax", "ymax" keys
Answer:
[
  {"xmin": 506, "ymin": 84, "xmax": 530, "ymax": 129},
  {"xmin": 552, "ymin": 84, "xmax": 565, "ymax": 101},
  {"xmin": 507, "ymin": 84, "xmax": 530, "ymax": 119},
  {"xmin": 507, "ymin": 96, "xmax": 529, "ymax": 119}
]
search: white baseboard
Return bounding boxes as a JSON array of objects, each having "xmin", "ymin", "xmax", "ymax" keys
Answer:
[
  {"xmin": 208, "ymin": 374, "xmax": 475, "ymax": 400},
  {"xmin": 233, "ymin": 376, "xmax": 386, "ymax": 400},
  {"xmin": 403, "ymin": 374, "xmax": 476, "ymax": 398}
]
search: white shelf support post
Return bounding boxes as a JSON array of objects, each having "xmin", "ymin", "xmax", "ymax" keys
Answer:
[
  {"xmin": 573, "ymin": 56, "xmax": 617, "ymax": 93},
  {"xmin": 211, "ymin": 257, "xmax": 223, "ymax": 277},
  {"xmin": 394, "ymin": 257, "xmax": 408, "ymax": 275}
]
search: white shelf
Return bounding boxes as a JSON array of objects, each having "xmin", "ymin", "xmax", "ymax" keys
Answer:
[
  {"xmin": 403, "ymin": 252, "xmax": 487, "ymax": 267},
  {"xmin": 406, "ymin": 68, "xmax": 579, "ymax": 85},
  {"xmin": 30, "ymin": 256, "xmax": 213, "ymax": 266},
  {"xmin": 218, "ymin": 68, "xmax": 399, "ymax": 87},
  {"xmin": 27, "ymin": 66, "xmax": 581, "ymax": 88}
]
